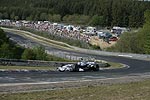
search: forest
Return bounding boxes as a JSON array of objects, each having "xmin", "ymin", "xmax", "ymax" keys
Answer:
[{"xmin": 0, "ymin": 0, "xmax": 150, "ymax": 27}]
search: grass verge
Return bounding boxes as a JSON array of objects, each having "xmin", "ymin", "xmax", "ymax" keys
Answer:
[
  {"xmin": 0, "ymin": 80, "xmax": 150, "ymax": 100},
  {"xmin": 0, "ymin": 66, "xmax": 55, "ymax": 71},
  {"xmin": 0, "ymin": 61, "xmax": 123, "ymax": 71},
  {"xmin": 95, "ymin": 60, "xmax": 124, "ymax": 69},
  {"xmin": 2, "ymin": 27, "xmax": 91, "ymax": 49},
  {"xmin": 108, "ymin": 62, "xmax": 124, "ymax": 69},
  {"xmin": 3, "ymin": 27, "xmax": 72, "ymax": 50}
]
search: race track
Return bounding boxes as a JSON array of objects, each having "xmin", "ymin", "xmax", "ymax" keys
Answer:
[{"xmin": 0, "ymin": 30, "xmax": 150, "ymax": 84}]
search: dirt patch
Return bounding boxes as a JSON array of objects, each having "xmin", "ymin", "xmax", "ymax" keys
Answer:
[{"xmin": 89, "ymin": 36, "xmax": 116, "ymax": 49}]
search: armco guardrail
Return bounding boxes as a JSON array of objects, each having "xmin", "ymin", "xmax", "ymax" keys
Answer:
[
  {"xmin": 0, "ymin": 58, "xmax": 109, "ymax": 68},
  {"xmin": 0, "ymin": 58, "xmax": 75, "ymax": 67}
]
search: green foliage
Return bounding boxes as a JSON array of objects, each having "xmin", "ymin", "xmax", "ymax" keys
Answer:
[
  {"xmin": 0, "ymin": 13, "xmax": 2, "ymax": 19},
  {"xmin": 111, "ymin": 32, "xmax": 144, "ymax": 53},
  {"xmin": 22, "ymin": 46, "xmax": 48, "ymax": 60},
  {"xmin": 0, "ymin": 28, "xmax": 69, "ymax": 60},
  {"xmin": 33, "ymin": 46, "xmax": 48, "ymax": 60},
  {"xmin": 21, "ymin": 46, "xmax": 69, "ymax": 61},
  {"xmin": 21, "ymin": 46, "xmax": 68, "ymax": 61},
  {"xmin": 52, "ymin": 14, "xmax": 61, "ymax": 22},
  {"xmin": 0, "ymin": 28, "xmax": 17, "ymax": 58},
  {"xmin": 107, "ymin": 10, "xmax": 150, "ymax": 54},
  {"xmin": 21, "ymin": 48, "xmax": 36, "ymax": 60},
  {"xmin": 63, "ymin": 14, "xmax": 90, "ymax": 25},
  {"xmin": 115, "ymin": 32, "xmax": 132, "ymax": 52},
  {"xmin": 128, "ymin": 2, "xmax": 145, "ymax": 28},
  {"xmin": 11, "ymin": 45, "xmax": 25, "ymax": 59},
  {"xmin": 0, "ymin": 29, "xmax": 24, "ymax": 59},
  {"xmin": 43, "ymin": 14, "xmax": 61, "ymax": 22},
  {"xmin": 142, "ymin": 27, "xmax": 150, "ymax": 54},
  {"xmin": 142, "ymin": 10, "xmax": 150, "ymax": 54},
  {"xmin": 0, "ymin": 0, "xmax": 150, "ymax": 27},
  {"xmin": 39, "ymin": 13, "xmax": 48, "ymax": 21},
  {"xmin": 89, "ymin": 44, "xmax": 101, "ymax": 50},
  {"xmin": 89, "ymin": 15, "xmax": 104, "ymax": 26},
  {"xmin": 144, "ymin": 10, "xmax": 150, "ymax": 27},
  {"xmin": 0, "ymin": 43, "xmax": 12, "ymax": 58},
  {"xmin": 0, "ymin": 28, "xmax": 8, "ymax": 45}
]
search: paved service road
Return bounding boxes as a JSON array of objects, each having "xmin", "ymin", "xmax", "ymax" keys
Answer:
[{"xmin": 0, "ymin": 30, "xmax": 149, "ymax": 84}]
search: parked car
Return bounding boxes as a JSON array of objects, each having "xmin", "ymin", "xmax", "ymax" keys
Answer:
[
  {"xmin": 109, "ymin": 36, "xmax": 118, "ymax": 41},
  {"xmin": 98, "ymin": 32, "xmax": 112, "ymax": 39}
]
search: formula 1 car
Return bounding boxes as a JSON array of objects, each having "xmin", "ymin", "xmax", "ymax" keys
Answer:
[{"xmin": 57, "ymin": 61, "xmax": 99, "ymax": 72}]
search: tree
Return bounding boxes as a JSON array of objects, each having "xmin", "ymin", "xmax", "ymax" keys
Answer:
[
  {"xmin": 144, "ymin": 10, "xmax": 150, "ymax": 27},
  {"xmin": 115, "ymin": 32, "xmax": 132, "ymax": 52},
  {"xmin": 0, "ymin": 13, "xmax": 2, "ymax": 19},
  {"xmin": 21, "ymin": 48, "xmax": 36, "ymax": 60},
  {"xmin": 3, "ymin": 12, "xmax": 9, "ymax": 19},
  {"xmin": 62, "ymin": 14, "xmax": 90, "ymax": 25},
  {"xmin": 12, "ymin": 46, "xmax": 24, "ymax": 59},
  {"xmin": 142, "ymin": 27, "xmax": 150, "ymax": 54},
  {"xmin": 0, "ymin": 28, "xmax": 8, "ymax": 46},
  {"xmin": 78, "ymin": 15, "xmax": 90, "ymax": 25},
  {"xmin": 10, "ymin": 12, "xmax": 15, "ymax": 20},
  {"xmin": 40, "ymin": 13, "xmax": 48, "ymax": 21},
  {"xmin": 26, "ymin": 15, "xmax": 33, "ymax": 21},
  {"xmin": 0, "ymin": 43, "xmax": 13, "ymax": 58},
  {"xmin": 0, "ymin": 0, "xmax": 150, "ymax": 27},
  {"xmin": 52, "ymin": 14, "xmax": 61, "ymax": 22},
  {"xmin": 48, "ymin": 14, "xmax": 53, "ymax": 21},
  {"xmin": 14, "ymin": 16, "xmax": 19, "ymax": 20},
  {"xmin": 143, "ymin": 10, "xmax": 150, "ymax": 54},
  {"xmin": 33, "ymin": 46, "xmax": 48, "ymax": 60},
  {"xmin": 89, "ymin": 15, "xmax": 104, "ymax": 26}
]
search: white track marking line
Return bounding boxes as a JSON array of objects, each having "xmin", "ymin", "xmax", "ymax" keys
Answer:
[{"xmin": 118, "ymin": 55, "xmax": 133, "ymax": 58}]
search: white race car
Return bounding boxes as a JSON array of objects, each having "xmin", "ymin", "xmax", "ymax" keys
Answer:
[
  {"xmin": 57, "ymin": 61, "xmax": 99, "ymax": 72},
  {"xmin": 57, "ymin": 64, "xmax": 74, "ymax": 72}
]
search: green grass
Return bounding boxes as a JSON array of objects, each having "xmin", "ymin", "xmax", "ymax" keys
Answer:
[
  {"xmin": 0, "ymin": 66, "xmax": 56, "ymax": 70},
  {"xmin": 95, "ymin": 60, "xmax": 124, "ymax": 69},
  {"xmin": 108, "ymin": 62, "xmax": 123, "ymax": 69},
  {"xmin": 18, "ymin": 30, "xmax": 72, "ymax": 49},
  {"xmin": 3, "ymin": 28, "xmax": 72, "ymax": 49},
  {"xmin": 0, "ymin": 80, "xmax": 150, "ymax": 100}
]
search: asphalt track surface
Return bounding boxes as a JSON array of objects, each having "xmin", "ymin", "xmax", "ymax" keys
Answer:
[{"xmin": 0, "ymin": 31, "xmax": 150, "ymax": 84}]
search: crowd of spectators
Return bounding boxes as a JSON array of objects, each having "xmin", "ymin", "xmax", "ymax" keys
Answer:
[{"xmin": 0, "ymin": 20, "xmax": 93, "ymax": 43}]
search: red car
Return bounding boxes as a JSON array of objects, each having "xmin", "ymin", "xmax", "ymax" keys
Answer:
[{"xmin": 109, "ymin": 36, "xmax": 118, "ymax": 41}]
